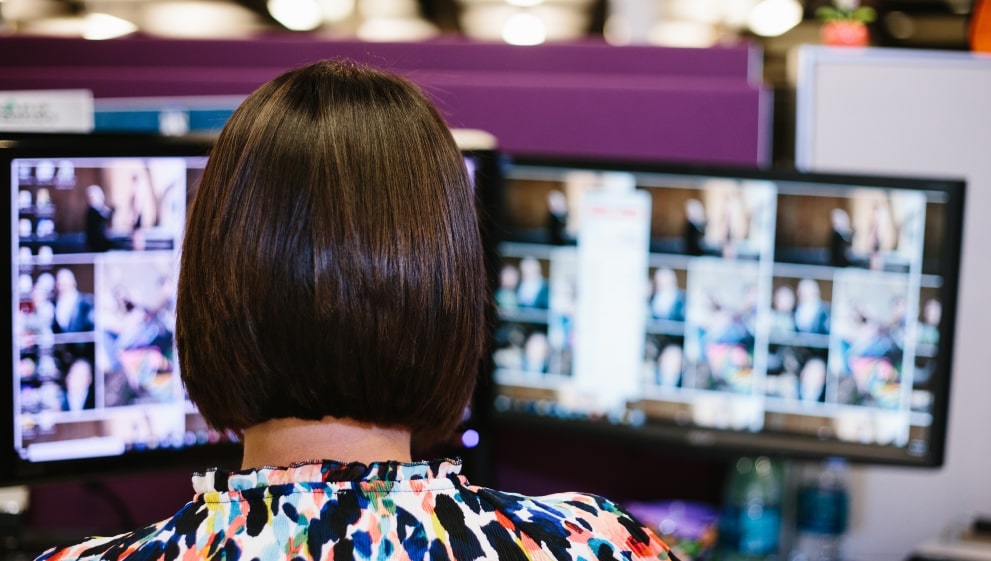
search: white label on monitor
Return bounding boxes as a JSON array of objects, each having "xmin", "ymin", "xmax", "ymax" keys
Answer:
[
  {"xmin": 573, "ymin": 182, "xmax": 651, "ymax": 412},
  {"xmin": 0, "ymin": 90, "xmax": 95, "ymax": 132}
]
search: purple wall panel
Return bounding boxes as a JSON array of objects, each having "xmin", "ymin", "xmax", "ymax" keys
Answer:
[
  {"xmin": 432, "ymin": 82, "xmax": 765, "ymax": 164},
  {"xmin": 0, "ymin": 66, "xmax": 284, "ymax": 97},
  {"xmin": 0, "ymin": 36, "xmax": 770, "ymax": 165},
  {"xmin": 0, "ymin": 36, "xmax": 759, "ymax": 79}
]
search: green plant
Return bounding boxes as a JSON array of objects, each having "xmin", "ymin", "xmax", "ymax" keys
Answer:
[{"xmin": 816, "ymin": 0, "xmax": 876, "ymax": 23}]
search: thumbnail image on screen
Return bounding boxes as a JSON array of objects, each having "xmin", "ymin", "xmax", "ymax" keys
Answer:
[{"xmin": 491, "ymin": 160, "xmax": 961, "ymax": 465}]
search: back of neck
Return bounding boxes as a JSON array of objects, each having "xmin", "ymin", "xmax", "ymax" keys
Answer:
[{"xmin": 240, "ymin": 416, "xmax": 412, "ymax": 469}]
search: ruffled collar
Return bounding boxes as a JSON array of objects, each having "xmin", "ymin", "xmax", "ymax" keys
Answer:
[{"xmin": 192, "ymin": 458, "xmax": 463, "ymax": 494}]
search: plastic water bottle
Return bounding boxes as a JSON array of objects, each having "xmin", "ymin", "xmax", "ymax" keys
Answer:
[
  {"xmin": 790, "ymin": 458, "xmax": 849, "ymax": 561},
  {"xmin": 718, "ymin": 456, "xmax": 784, "ymax": 561}
]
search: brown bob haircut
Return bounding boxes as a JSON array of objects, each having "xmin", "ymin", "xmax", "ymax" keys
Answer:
[{"xmin": 176, "ymin": 59, "xmax": 487, "ymax": 442}]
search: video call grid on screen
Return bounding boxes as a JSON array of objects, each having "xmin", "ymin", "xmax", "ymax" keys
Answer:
[
  {"xmin": 491, "ymin": 160, "xmax": 961, "ymax": 465},
  {"xmin": 11, "ymin": 152, "xmax": 219, "ymax": 466}
]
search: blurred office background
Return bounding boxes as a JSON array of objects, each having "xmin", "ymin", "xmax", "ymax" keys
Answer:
[
  {"xmin": 0, "ymin": 0, "xmax": 979, "ymax": 164},
  {"xmin": 0, "ymin": 0, "xmax": 975, "ymax": 55}
]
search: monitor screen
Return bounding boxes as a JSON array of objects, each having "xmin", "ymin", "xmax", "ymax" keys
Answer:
[
  {"xmin": 2, "ymin": 133, "xmax": 232, "ymax": 484},
  {"xmin": 488, "ymin": 157, "xmax": 964, "ymax": 467},
  {"xmin": 2, "ymin": 132, "xmax": 501, "ymax": 485}
]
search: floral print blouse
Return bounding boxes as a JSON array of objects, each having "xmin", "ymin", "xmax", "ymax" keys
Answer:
[{"xmin": 36, "ymin": 459, "xmax": 677, "ymax": 561}]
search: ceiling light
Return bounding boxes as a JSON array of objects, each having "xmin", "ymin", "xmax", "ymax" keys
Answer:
[
  {"xmin": 83, "ymin": 13, "xmax": 138, "ymax": 40},
  {"xmin": 268, "ymin": 0, "xmax": 323, "ymax": 31},
  {"xmin": 506, "ymin": 0, "xmax": 543, "ymax": 7},
  {"xmin": 747, "ymin": 0, "xmax": 803, "ymax": 37},
  {"xmin": 502, "ymin": 12, "xmax": 546, "ymax": 45},
  {"xmin": 20, "ymin": 13, "xmax": 136, "ymax": 39}
]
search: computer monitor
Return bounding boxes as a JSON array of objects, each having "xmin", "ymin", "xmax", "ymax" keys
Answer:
[
  {"xmin": 2, "ymin": 131, "xmax": 501, "ymax": 484},
  {"xmin": 1, "ymin": 132, "xmax": 232, "ymax": 484},
  {"xmin": 488, "ymin": 156, "xmax": 964, "ymax": 467}
]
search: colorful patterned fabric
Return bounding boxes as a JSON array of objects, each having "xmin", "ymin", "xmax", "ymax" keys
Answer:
[{"xmin": 36, "ymin": 459, "xmax": 677, "ymax": 561}]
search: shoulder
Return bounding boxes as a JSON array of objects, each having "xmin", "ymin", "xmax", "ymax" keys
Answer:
[
  {"xmin": 470, "ymin": 486, "xmax": 676, "ymax": 560},
  {"xmin": 34, "ymin": 502, "xmax": 203, "ymax": 561},
  {"xmin": 35, "ymin": 533, "xmax": 131, "ymax": 561}
]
